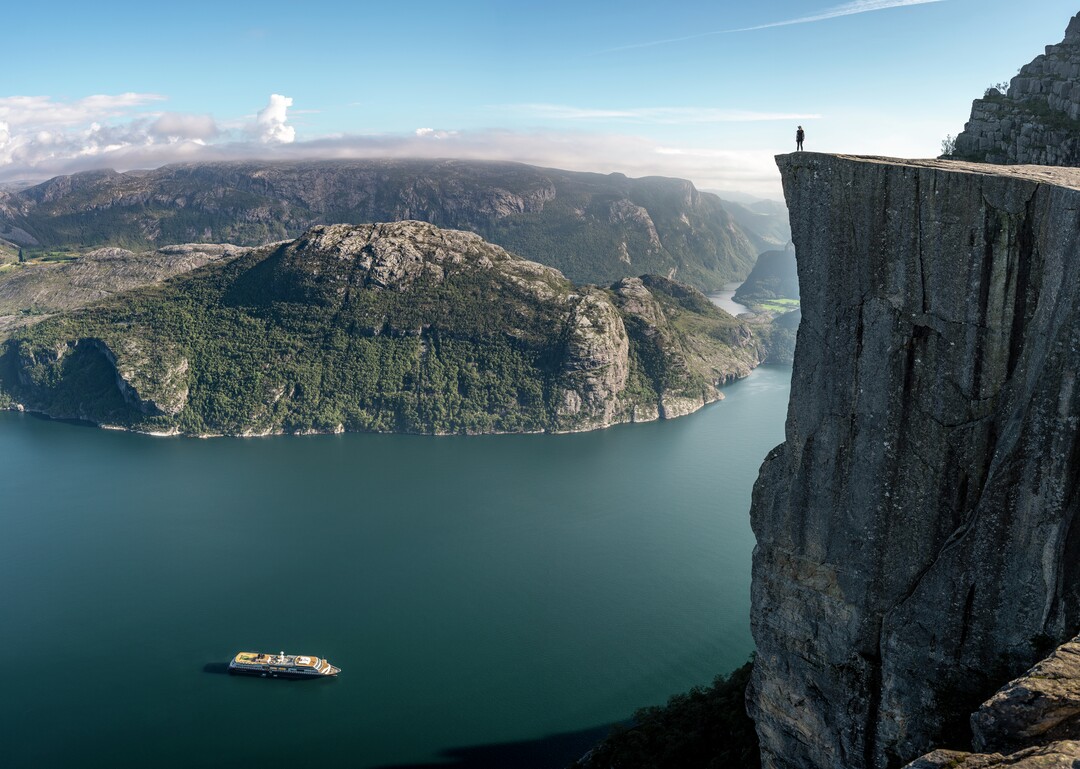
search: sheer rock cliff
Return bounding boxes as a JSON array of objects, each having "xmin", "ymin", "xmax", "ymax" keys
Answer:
[
  {"xmin": 905, "ymin": 634, "xmax": 1080, "ymax": 767},
  {"xmin": 748, "ymin": 153, "xmax": 1080, "ymax": 769}
]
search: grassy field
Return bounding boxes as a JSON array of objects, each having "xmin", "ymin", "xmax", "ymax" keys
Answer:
[
  {"xmin": 0, "ymin": 239, "xmax": 18, "ymax": 266},
  {"xmin": 752, "ymin": 298, "xmax": 800, "ymax": 313}
]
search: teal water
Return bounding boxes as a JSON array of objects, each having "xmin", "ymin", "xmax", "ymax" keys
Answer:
[
  {"xmin": 0, "ymin": 365, "xmax": 791, "ymax": 769},
  {"xmin": 707, "ymin": 283, "xmax": 753, "ymax": 317}
]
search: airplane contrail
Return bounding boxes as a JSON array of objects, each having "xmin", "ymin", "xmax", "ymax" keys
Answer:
[{"xmin": 600, "ymin": 0, "xmax": 946, "ymax": 54}]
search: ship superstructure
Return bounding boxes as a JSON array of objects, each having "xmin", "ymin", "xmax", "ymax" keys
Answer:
[{"xmin": 229, "ymin": 650, "xmax": 340, "ymax": 679}]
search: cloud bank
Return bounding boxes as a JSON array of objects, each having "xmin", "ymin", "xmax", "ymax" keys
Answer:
[
  {"xmin": 0, "ymin": 91, "xmax": 790, "ymax": 198},
  {"xmin": 0, "ymin": 93, "xmax": 300, "ymax": 181},
  {"xmin": 0, "ymin": 93, "xmax": 166, "ymax": 128}
]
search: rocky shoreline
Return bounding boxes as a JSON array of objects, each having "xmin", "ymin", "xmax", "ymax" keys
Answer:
[{"xmin": 1, "ymin": 380, "xmax": 735, "ymax": 439}]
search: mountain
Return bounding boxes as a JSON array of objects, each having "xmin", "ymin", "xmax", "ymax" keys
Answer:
[
  {"xmin": 0, "ymin": 221, "xmax": 766, "ymax": 436},
  {"xmin": 0, "ymin": 243, "xmax": 248, "ymax": 335},
  {"xmin": 951, "ymin": 13, "xmax": 1080, "ymax": 165},
  {"xmin": 0, "ymin": 238, "xmax": 17, "ymax": 265},
  {"xmin": 0, "ymin": 159, "xmax": 762, "ymax": 292},
  {"xmin": 732, "ymin": 244, "xmax": 799, "ymax": 307},
  {"xmin": 717, "ymin": 198, "xmax": 791, "ymax": 254}
]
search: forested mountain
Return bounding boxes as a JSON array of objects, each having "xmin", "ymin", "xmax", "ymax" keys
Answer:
[{"xmin": 0, "ymin": 222, "xmax": 766, "ymax": 436}]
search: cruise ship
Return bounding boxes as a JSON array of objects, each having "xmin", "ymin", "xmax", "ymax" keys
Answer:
[{"xmin": 229, "ymin": 650, "xmax": 341, "ymax": 679}]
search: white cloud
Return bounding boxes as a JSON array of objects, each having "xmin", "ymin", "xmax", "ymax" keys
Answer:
[
  {"xmin": 509, "ymin": 104, "xmax": 822, "ymax": 124},
  {"xmin": 603, "ymin": 0, "xmax": 945, "ymax": 52},
  {"xmin": 0, "ymin": 93, "xmax": 165, "ymax": 128},
  {"xmin": 0, "ymin": 93, "xmax": 301, "ymax": 182},
  {"xmin": 255, "ymin": 94, "xmax": 295, "ymax": 144},
  {"xmin": 0, "ymin": 126, "xmax": 790, "ymax": 199},
  {"xmin": 415, "ymin": 127, "xmax": 458, "ymax": 138},
  {"xmin": 150, "ymin": 113, "xmax": 219, "ymax": 141},
  {"xmin": 0, "ymin": 90, "xmax": 794, "ymax": 198}
]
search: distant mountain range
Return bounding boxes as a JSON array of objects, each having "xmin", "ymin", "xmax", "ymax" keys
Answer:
[
  {"xmin": 0, "ymin": 159, "xmax": 771, "ymax": 292},
  {"xmin": 706, "ymin": 191, "xmax": 790, "ymax": 255}
]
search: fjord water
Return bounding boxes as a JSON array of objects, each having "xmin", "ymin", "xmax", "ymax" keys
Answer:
[
  {"xmin": 0, "ymin": 366, "xmax": 790, "ymax": 769},
  {"xmin": 707, "ymin": 282, "xmax": 753, "ymax": 317}
]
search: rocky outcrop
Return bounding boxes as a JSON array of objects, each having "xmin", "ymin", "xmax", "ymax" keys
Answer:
[
  {"xmin": 953, "ymin": 13, "xmax": 1080, "ymax": 165},
  {"xmin": 972, "ymin": 637, "xmax": 1080, "ymax": 754},
  {"xmin": 905, "ymin": 742, "xmax": 1080, "ymax": 768},
  {"xmin": 904, "ymin": 636, "xmax": 1080, "ymax": 768},
  {"xmin": 748, "ymin": 153, "xmax": 1080, "ymax": 769},
  {"xmin": 553, "ymin": 289, "xmax": 632, "ymax": 431},
  {"xmin": 9, "ymin": 336, "xmax": 189, "ymax": 423}
]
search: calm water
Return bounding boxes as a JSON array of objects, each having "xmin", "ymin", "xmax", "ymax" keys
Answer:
[
  {"xmin": 0, "ymin": 366, "xmax": 791, "ymax": 769},
  {"xmin": 708, "ymin": 282, "xmax": 753, "ymax": 316}
]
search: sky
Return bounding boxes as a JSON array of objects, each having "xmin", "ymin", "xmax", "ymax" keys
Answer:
[{"xmin": 1, "ymin": 0, "xmax": 1077, "ymax": 198}]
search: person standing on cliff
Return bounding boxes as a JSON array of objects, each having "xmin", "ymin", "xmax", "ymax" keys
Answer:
[{"xmin": 796, "ymin": 126, "xmax": 805, "ymax": 151}]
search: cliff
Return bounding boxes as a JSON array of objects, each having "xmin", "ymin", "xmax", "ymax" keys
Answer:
[
  {"xmin": 952, "ymin": 13, "xmax": 1080, "ymax": 165},
  {"xmin": 748, "ymin": 153, "xmax": 1080, "ymax": 769},
  {"xmin": 907, "ymin": 634, "xmax": 1080, "ymax": 767},
  {"xmin": 0, "ymin": 159, "xmax": 761, "ymax": 292},
  {"xmin": 0, "ymin": 221, "xmax": 764, "ymax": 436}
]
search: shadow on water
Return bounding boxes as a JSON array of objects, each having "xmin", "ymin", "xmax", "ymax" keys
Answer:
[
  {"xmin": 23, "ymin": 411, "xmax": 100, "ymax": 429},
  {"xmin": 202, "ymin": 662, "xmax": 231, "ymax": 675},
  {"xmin": 370, "ymin": 723, "xmax": 624, "ymax": 769}
]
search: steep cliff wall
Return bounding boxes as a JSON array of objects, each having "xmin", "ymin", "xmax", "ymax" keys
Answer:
[
  {"xmin": 907, "ymin": 633, "xmax": 1080, "ymax": 767},
  {"xmin": 748, "ymin": 153, "xmax": 1080, "ymax": 769},
  {"xmin": 953, "ymin": 13, "xmax": 1080, "ymax": 166}
]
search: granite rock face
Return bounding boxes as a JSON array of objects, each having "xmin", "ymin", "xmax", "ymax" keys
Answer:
[
  {"xmin": 904, "ymin": 636, "xmax": 1080, "ymax": 767},
  {"xmin": 748, "ymin": 153, "xmax": 1080, "ymax": 769},
  {"xmin": 905, "ymin": 742, "xmax": 1080, "ymax": 769},
  {"xmin": 953, "ymin": 13, "xmax": 1080, "ymax": 166},
  {"xmin": 972, "ymin": 636, "xmax": 1080, "ymax": 754}
]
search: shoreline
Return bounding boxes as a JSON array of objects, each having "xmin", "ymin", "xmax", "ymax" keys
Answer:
[{"xmin": 0, "ymin": 378, "xmax": 748, "ymax": 440}]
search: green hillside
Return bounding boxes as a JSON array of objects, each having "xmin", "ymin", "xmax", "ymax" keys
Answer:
[{"xmin": 0, "ymin": 222, "xmax": 765, "ymax": 436}]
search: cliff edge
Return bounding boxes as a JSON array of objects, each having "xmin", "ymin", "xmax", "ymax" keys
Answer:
[{"xmin": 748, "ymin": 153, "xmax": 1080, "ymax": 769}]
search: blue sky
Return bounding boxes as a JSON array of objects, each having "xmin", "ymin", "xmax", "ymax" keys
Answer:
[{"xmin": 1, "ymin": 0, "xmax": 1077, "ymax": 197}]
